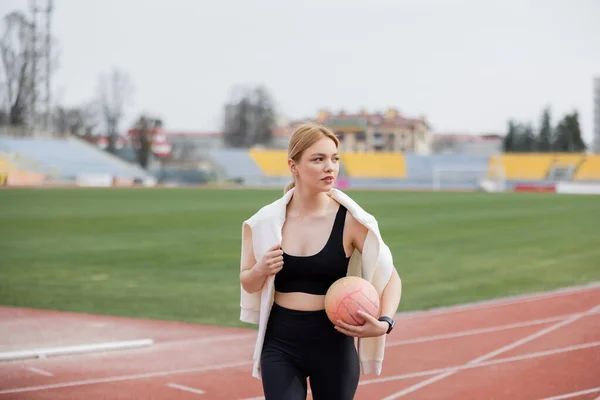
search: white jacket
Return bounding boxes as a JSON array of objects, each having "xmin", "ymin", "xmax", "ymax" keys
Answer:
[{"xmin": 240, "ymin": 187, "xmax": 398, "ymax": 379}]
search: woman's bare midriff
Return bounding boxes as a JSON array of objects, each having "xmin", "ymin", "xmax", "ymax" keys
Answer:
[{"xmin": 274, "ymin": 291, "xmax": 326, "ymax": 311}]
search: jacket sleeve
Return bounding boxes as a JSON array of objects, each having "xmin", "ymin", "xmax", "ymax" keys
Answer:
[
  {"xmin": 240, "ymin": 221, "xmax": 261, "ymax": 324},
  {"xmin": 357, "ymin": 228, "xmax": 396, "ymax": 375}
]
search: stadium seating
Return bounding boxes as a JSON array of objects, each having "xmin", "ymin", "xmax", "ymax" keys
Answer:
[
  {"xmin": 574, "ymin": 155, "xmax": 600, "ymax": 181},
  {"xmin": 208, "ymin": 149, "xmax": 267, "ymax": 180},
  {"xmin": 0, "ymin": 136, "xmax": 150, "ymax": 180},
  {"xmin": 404, "ymin": 154, "xmax": 489, "ymax": 181},
  {"xmin": 490, "ymin": 154, "xmax": 549, "ymax": 180},
  {"xmin": 489, "ymin": 153, "xmax": 588, "ymax": 181},
  {"xmin": 248, "ymin": 149, "xmax": 291, "ymax": 177},
  {"xmin": 551, "ymin": 154, "xmax": 585, "ymax": 168},
  {"xmin": 0, "ymin": 156, "xmax": 15, "ymax": 172},
  {"xmin": 340, "ymin": 152, "xmax": 406, "ymax": 178},
  {"xmin": 203, "ymin": 149, "xmax": 600, "ymax": 190}
]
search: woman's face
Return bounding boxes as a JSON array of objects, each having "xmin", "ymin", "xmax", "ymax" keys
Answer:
[{"xmin": 291, "ymin": 136, "xmax": 340, "ymax": 192}]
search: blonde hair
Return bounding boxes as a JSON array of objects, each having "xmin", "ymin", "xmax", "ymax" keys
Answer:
[{"xmin": 284, "ymin": 123, "xmax": 340, "ymax": 193}]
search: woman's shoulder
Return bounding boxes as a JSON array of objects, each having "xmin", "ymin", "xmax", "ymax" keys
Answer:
[
  {"xmin": 330, "ymin": 189, "xmax": 376, "ymax": 223},
  {"xmin": 244, "ymin": 192, "xmax": 289, "ymax": 226}
]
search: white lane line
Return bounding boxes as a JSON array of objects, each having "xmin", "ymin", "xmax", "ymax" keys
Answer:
[
  {"xmin": 397, "ymin": 282, "xmax": 600, "ymax": 320},
  {"xmin": 162, "ymin": 310, "xmax": 600, "ymax": 351},
  {"xmin": 167, "ymin": 383, "xmax": 205, "ymax": 395},
  {"xmin": 538, "ymin": 387, "xmax": 600, "ymax": 399},
  {"xmin": 4, "ymin": 340, "xmax": 599, "ymax": 398},
  {"xmin": 0, "ymin": 339, "xmax": 154, "ymax": 361},
  {"xmin": 382, "ymin": 304, "xmax": 600, "ymax": 399},
  {"xmin": 360, "ymin": 341, "xmax": 600, "ymax": 386},
  {"xmin": 26, "ymin": 367, "xmax": 53, "ymax": 377},
  {"xmin": 240, "ymin": 342, "xmax": 600, "ymax": 400},
  {"xmin": 386, "ymin": 313, "xmax": 587, "ymax": 347},
  {"xmin": 0, "ymin": 360, "xmax": 252, "ymax": 395},
  {"xmin": 3, "ymin": 287, "xmax": 598, "ymax": 398},
  {"xmin": 153, "ymin": 333, "xmax": 256, "ymax": 349},
  {"xmin": 469, "ymin": 305, "xmax": 600, "ymax": 364}
]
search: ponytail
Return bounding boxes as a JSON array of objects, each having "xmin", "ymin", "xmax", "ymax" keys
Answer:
[{"xmin": 284, "ymin": 178, "xmax": 296, "ymax": 193}]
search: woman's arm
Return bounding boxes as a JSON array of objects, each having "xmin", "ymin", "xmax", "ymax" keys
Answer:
[
  {"xmin": 239, "ymin": 224, "xmax": 284, "ymax": 293},
  {"xmin": 334, "ymin": 215, "xmax": 402, "ymax": 338}
]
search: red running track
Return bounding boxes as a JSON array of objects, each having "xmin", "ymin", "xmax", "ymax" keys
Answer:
[{"xmin": 1, "ymin": 284, "xmax": 599, "ymax": 399}]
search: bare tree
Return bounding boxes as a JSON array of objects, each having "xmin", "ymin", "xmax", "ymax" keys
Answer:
[
  {"xmin": 223, "ymin": 85, "xmax": 276, "ymax": 148},
  {"xmin": 98, "ymin": 68, "xmax": 133, "ymax": 153},
  {"xmin": 131, "ymin": 115, "xmax": 162, "ymax": 169},
  {"xmin": 0, "ymin": 11, "xmax": 33, "ymax": 127},
  {"xmin": 0, "ymin": 3, "xmax": 56, "ymax": 132},
  {"xmin": 53, "ymin": 102, "xmax": 98, "ymax": 137},
  {"xmin": 133, "ymin": 115, "xmax": 152, "ymax": 169}
]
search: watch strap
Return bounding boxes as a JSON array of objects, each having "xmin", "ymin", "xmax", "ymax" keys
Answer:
[{"xmin": 378, "ymin": 316, "xmax": 395, "ymax": 334}]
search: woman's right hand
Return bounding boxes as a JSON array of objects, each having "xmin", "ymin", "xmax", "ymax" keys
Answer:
[{"xmin": 254, "ymin": 244, "xmax": 284, "ymax": 276}]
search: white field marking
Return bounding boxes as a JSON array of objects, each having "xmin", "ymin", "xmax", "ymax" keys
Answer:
[
  {"xmin": 0, "ymin": 339, "xmax": 153, "ymax": 361},
  {"xmin": 3, "ymin": 287, "xmax": 598, "ymax": 398},
  {"xmin": 153, "ymin": 333, "xmax": 256, "ymax": 348},
  {"xmin": 167, "ymin": 383, "xmax": 205, "ymax": 395},
  {"xmin": 169, "ymin": 313, "xmax": 584, "ymax": 350},
  {"xmin": 396, "ymin": 282, "xmax": 600, "ymax": 320},
  {"xmin": 0, "ymin": 360, "xmax": 253, "ymax": 395},
  {"xmin": 385, "ymin": 312, "xmax": 599, "ymax": 347},
  {"xmin": 241, "ymin": 342, "xmax": 600, "ymax": 400},
  {"xmin": 382, "ymin": 304, "xmax": 600, "ymax": 400},
  {"xmin": 538, "ymin": 387, "xmax": 600, "ymax": 400},
  {"xmin": 4, "ymin": 340, "xmax": 597, "ymax": 398},
  {"xmin": 26, "ymin": 367, "xmax": 53, "ymax": 377},
  {"xmin": 359, "ymin": 341, "xmax": 600, "ymax": 386}
]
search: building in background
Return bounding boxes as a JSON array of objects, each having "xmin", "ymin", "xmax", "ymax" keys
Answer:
[
  {"xmin": 284, "ymin": 108, "xmax": 431, "ymax": 154},
  {"xmin": 165, "ymin": 131, "xmax": 223, "ymax": 157},
  {"xmin": 432, "ymin": 133, "xmax": 503, "ymax": 155}
]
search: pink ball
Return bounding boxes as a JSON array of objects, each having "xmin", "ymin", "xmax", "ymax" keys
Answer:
[{"xmin": 325, "ymin": 277, "xmax": 380, "ymax": 326}]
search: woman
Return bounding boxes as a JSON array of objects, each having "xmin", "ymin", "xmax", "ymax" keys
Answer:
[{"xmin": 239, "ymin": 123, "xmax": 402, "ymax": 400}]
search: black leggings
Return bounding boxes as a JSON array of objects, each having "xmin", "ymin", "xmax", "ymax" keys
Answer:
[{"xmin": 260, "ymin": 303, "xmax": 360, "ymax": 400}]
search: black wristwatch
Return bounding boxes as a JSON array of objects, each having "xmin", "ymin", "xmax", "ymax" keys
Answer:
[{"xmin": 378, "ymin": 316, "xmax": 395, "ymax": 334}]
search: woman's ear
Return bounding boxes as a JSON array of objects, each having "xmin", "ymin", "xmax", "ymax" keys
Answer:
[{"xmin": 288, "ymin": 159, "xmax": 297, "ymax": 175}]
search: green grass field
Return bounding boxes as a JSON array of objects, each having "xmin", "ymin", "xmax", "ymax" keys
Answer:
[{"xmin": 1, "ymin": 188, "xmax": 599, "ymax": 328}]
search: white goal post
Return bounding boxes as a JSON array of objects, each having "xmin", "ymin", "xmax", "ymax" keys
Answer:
[{"xmin": 432, "ymin": 164, "xmax": 506, "ymax": 192}]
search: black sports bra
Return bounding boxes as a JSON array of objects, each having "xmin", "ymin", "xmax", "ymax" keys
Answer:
[{"xmin": 274, "ymin": 205, "xmax": 350, "ymax": 295}]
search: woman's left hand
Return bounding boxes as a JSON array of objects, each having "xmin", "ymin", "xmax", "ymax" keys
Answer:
[{"xmin": 334, "ymin": 310, "xmax": 388, "ymax": 338}]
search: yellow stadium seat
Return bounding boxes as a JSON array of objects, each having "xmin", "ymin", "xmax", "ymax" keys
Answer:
[
  {"xmin": 340, "ymin": 152, "xmax": 406, "ymax": 178},
  {"xmin": 552, "ymin": 154, "xmax": 585, "ymax": 167},
  {"xmin": 248, "ymin": 150, "xmax": 291, "ymax": 177},
  {"xmin": 490, "ymin": 153, "xmax": 586, "ymax": 180},
  {"xmin": 0, "ymin": 157, "xmax": 17, "ymax": 173},
  {"xmin": 574, "ymin": 155, "xmax": 600, "ymax": 180},
  {"xmin": 489, "ymin": 154, "xmax": 549, "ymax": 180}
]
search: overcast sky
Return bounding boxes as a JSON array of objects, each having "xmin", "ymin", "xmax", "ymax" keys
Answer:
[{"xmin": 2, "ymin": 0, "xmax": 599, "ymax": 143}]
